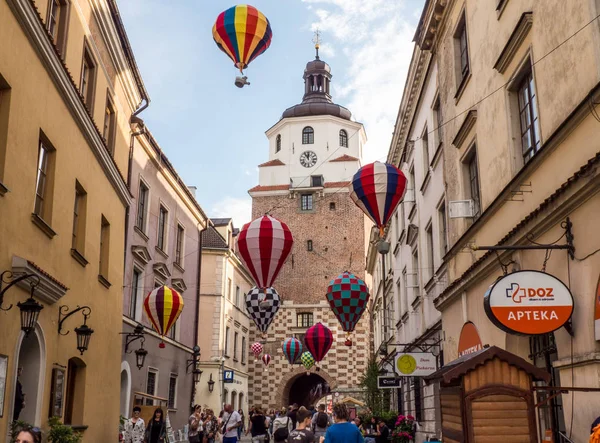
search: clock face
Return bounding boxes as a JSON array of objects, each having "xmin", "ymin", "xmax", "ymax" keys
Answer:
[{"xmin": 300, "ymin": 150, "xmax": 318, "ymax": 168}]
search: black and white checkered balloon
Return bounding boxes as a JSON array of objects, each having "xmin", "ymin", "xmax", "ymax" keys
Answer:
[{"xmin": 245, "ymin": 286, "xmax": 281, "ymax": 334}]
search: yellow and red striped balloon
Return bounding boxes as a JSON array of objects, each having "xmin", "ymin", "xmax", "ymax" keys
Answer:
[{"xmin": 143, "ymin": 286, "xmax": 184, "ymax": 344}]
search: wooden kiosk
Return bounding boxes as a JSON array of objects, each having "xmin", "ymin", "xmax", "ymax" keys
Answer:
[{"xmin": 425, "ymin": 346, "xmax": 550, "ymax": 443}]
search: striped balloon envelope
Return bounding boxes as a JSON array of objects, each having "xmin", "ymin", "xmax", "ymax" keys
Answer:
[
  {"xmin": 262, "ymin": 353, "xmax": 271, "ymax": 371},
  {"xmin": 304, "ymin": 323, "xmax": 333, "ymax": 365},
  {"xmin": 143, "ymin": 286, "xmax": 184, "ymax": 347},
  {"xmin": 282, "ymin": 337, "xmax": 303, "ymax": 365},
  {"xmin": 237, "ymin": 216, "xmax": 294, "ymax": 289},
  {"xmin": 213, "ymin": 5, "xmax": 273, "ymax": 73},
  {"xmin": 350, "ymin": 161, "xmax": 407, "ymax": 236}
]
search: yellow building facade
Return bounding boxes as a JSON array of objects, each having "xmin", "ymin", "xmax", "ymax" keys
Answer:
[{"xmin": 0, "ymin": 0, "xmax": 146, "ymax": 440}]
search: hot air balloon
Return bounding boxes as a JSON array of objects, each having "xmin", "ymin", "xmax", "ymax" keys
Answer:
[
  {"xmin": 245, "ymin": 286, "xmax": 281, "ymax": 337},
  {"xmin": 212, "ymin": 5, "xmax": 273, "ymax": 87},
  {"xmin": 300, "ymin": 351, "xmax": 315, "ymax": 375},
  {"xmin": 304, "ymin": 323, "xmax": 333, "ymax": 369},
  {"xmin": 262, "ymin": 353, "xmax": 271, "ymax": 371},
  {"xmin": 238, "ymin": 215, "xmax": 294, "ymax": 289},
  {"xmin": 250, "ymin": 342, "xmax": 263, "ymax": 360},
  {"xmin": 350, "ymin": 161, "xmax": 407, "ymax": 237},
  {"xmin": 282, "ymin": 338, "xmax": 303, "ymax": 365},
  {"xmin": 143, "ymin": 286, "xmax": 184, "ymax": 348},
  {"xmin": 326, "ymin": 272, "xmax": 370, "ymax": 346}
]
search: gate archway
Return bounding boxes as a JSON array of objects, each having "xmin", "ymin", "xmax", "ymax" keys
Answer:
[{"xmin": 276, "ymin": 367, "xmax": 337, "ymax": 408}]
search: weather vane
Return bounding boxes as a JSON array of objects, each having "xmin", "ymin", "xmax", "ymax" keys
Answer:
[{"xmin": 313, "ymin": 29, "xmax": 321, "ymax": 59}]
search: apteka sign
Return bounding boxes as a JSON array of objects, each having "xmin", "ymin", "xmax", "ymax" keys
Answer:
[{"xmin": 484, "ymin": 270, "xmax": 574, "ymax": 335}]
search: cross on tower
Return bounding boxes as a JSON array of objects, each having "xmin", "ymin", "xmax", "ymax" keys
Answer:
[{"xmin": 313, "ymin": 29, "xmax": 321, "ymax": 59}]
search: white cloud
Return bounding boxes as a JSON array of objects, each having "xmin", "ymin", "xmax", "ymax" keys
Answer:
[
  {"xmin": 211, "ymin": 196, "xmax": 252, "ymax": 228},
  {"xmin": 302, "ymin": 0, "xmax": 417, "ymax": 162}
]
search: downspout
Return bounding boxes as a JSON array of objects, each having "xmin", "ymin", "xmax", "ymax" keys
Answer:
[{"xmin": 191, "ymin": 221, "xmax": 208, "ymax": 410}]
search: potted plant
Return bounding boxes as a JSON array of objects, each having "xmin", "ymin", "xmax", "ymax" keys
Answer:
[{"xmin": 391, "ymin": 414, "xmax": 415, "ymax": 443}]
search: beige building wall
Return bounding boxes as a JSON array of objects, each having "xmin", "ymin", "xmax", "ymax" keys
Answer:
[{"xmin": 0, "ymin": 0, "xmax": 146, "ymax": 440}]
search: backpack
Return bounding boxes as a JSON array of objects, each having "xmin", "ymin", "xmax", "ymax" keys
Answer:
[
  {"xmin": 316, "ymin": 412, "xmax": 328, "ymax": 428},
  {"xmin": 591, "ymin": 424, "xmax": 600, "ymax": 443}
]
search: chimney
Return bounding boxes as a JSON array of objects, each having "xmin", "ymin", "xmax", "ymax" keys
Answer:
[{"xmin": 187, "ymin": 186, "xmax": 197, "ymax": 198}]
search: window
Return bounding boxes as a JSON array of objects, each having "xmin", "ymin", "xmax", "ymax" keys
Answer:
[
  {"xmin": 297, "ymin": 313, "xmax": 313, "ymax": 328},
  {"xmin": 438, "ymin": 201, "xmax": 448, "ymax": 256},
  {"xmin": 466, "ymin": 149, "xmax": 481, "ymax": 217},
  {"xmin": 80, "ymin": 43, "xmax": 96, "ymax": 108},
  {"xmin": 34, "ymin": 137, "xmax": 55, "ymax": 221},
  {"xmin": 129, "ymin": 268, "xmax": 142, "ymax": 320},
  {"xmin": 103, "ymin": 94, "xmax": 116, "ymax": 155},
  {"xmin": 329, "ymin": 202, "xmax": 336, "ymax": 210},
  {"xmin": 518, "ymin": 70, "xmax": 540, "ymax": 163},
  {"xmin": 339, "ymin": 129, "xmax": 348, "ymax": 147},
  {"xmin": 234, "ymin": 332, "xmax": 239, "ymax": 361},
  {"xmin": 394, "ymin": 211, "xmax": 400, "ymax": 240},
  {"xmin": 401, "ymin": 267, "xmax": 408, "ymax": 314},
  {"xmin": 157, "ymin": 205, "xmax": 168, "ymax": 251},
  {"xmin": 276, "ymin": 134, "xmax": 281, "ymax": 153},
  {"xmin": 433, "ymin": 97, "xmax": 442, "ymax": 146},
  {"xmin": 454, "ymin": 13, "xmax": 470, "ymax": 82},
  {"xmin": 169, "ymin": 319, "xmax": 177, "ymax": 340},
  {"xmin": 71, "ymin": 181, "xmax": 87, "ymax": 254},
  {"xmin": 227, "ymin": 278, "xmax": 232, "ymax": 300},
  {"xmin": 136, "ymin": 181, "xmax": 149, "ymax": 232},
  {"xmin": 0, "ymin": 74, "xmax": 11, "ymax": 184},
  {"xmin": 46, "ymin": 0, "xmax": 69, "ymax": 55},
  {"xmin": 426, "ymin": 222, "xmax": 434, "ymax": 280},
  {"xmin": 145, "ymin": 368, "xmax": 158, "ymax": 406},
  {"xmin": 302, "ymin": 126, "xmax": 314, "ymax": 144},
  {"xmin": 168, "ymin": 374, "xmax": 177, "ymax": 409},
  {"xmin": 225, "ymin": 326, "xmax": 230, "ymax": 356},
  {"xmin": 411, "ymin": 247, "xmax": 420, "ymax": 301},
  {"xmin": 413, "ymin": 377, "xmax": 423, "ymax": 422},
  {"xmin": 307, "ymin": 240, "xmax": 313, "ymax": 251},
  {"xmin": 175, "ymin": 224, "xmax": 184, "ymax": 267},
  {"xmin": 397, "ymin": 278, "xmax": 403, "ymax": 315},
  {"xmin": 154, "ymin": 279, "xmax": 163, "ymax": 289},
  {"xmin": 64, "ymin": 358, "xmax": 86, "ymax": 425},
  {"xmin": 99, "ymin": 216, "xmax": 110, "ymax": 282},
  {"xmin": 422, "ymin": 128, "xmax": 430, "ymax": 175},
  {"xmin": 300, "ymin": 194, "xmax": 313, "ymax": 211},
  {"xmin": 241, "ymin": 337, "xmax": 246, "ymax": 364},
  {"xmin": 310, "ymin": 175, "xmax": 324, "ymax": 187},
  {"xmin": 235, "ymin": 286, "xmax": 240, "ymax": 307}
]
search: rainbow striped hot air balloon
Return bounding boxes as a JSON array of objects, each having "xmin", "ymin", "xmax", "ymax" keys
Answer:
[
  {"xmin": 213, "ymin": 5, "xmax": 272, "ymax": 86},
  {"xmin": 143, "ymin": 286, "xmax": 184, "ymax": 348}
]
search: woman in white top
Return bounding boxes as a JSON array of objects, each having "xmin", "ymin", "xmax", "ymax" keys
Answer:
[{"xmin": 272, "ymin": 407, "xmax": 293, "ymax": 435}]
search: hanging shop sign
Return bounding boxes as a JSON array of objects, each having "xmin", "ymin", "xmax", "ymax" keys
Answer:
[
  {"xmin": 595, "ymin": 275, "xmax": 600, "ymax": 341},
  {"xmin": 395, "ymin": 352, "xmax": 437, "ymax": 377},
  {"xmin": 378, "ymin": 376, "xmax": 401, "ymax": 389},
  {"xmin": 457, "ymin": 322, "xmax": 483, "ymax": 357},
  {"xmin": 484, "ymin": 270, "xmax": 574, "ymax": 335}
]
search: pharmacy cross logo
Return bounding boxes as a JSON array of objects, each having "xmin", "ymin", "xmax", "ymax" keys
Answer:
[{"xmin": 506, "ymin": 282, "xmax": 555, "ymax": 303}]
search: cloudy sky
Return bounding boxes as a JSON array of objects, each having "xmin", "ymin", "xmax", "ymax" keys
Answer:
[{"xmin": 119, "ymin": 0, "xmax": 425, "ymax": 227}]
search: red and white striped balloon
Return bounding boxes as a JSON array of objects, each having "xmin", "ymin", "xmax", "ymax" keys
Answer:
[
  {"xmin": 237, "ymin": 215, "xmax": 294, "ymax": 288},
  {"xmin": 262, "ymin": 353, "xmax": 271, "ymax": 371}
]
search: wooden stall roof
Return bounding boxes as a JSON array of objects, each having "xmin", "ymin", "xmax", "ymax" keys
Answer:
[{"xmin": 424, "ymin": 346, "xmax": 551, "ymax": 385}]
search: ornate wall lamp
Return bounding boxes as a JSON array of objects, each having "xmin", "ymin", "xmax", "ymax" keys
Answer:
[
  {"xmin": 121, "ymin": 324, "xmax": 147, "ymax": 370},
  {"xmin": 207, "ymin": 374, "xmax": 215, "ymax": 393},
  {"xmin": 0, "ymin": 271, "xmax": 44, "ymax": 335},
  {"xmin": 187, "ymin": 345, "xmax": 202, "ymax": 383},
  {"xmin": 58, "ymin": 305, "xmax": 94, "ymax": 355}
]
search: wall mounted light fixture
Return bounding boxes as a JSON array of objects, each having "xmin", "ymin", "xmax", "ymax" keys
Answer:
[{"xmin": 58, "ymin": 305, "xmax": 94, "ymax": 355}]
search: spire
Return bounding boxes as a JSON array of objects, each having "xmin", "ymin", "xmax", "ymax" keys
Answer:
[{"xmin": 313, "ymin": 29, "xmax": 321, "ymax": 60}]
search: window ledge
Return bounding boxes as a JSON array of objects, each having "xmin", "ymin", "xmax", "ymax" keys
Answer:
[
  {"xmin": 411, "ymin": 296, "xmax": 422, "ymax": 309},
  {"xmin": 31, "ymin": 213, "xmax": 57, "ymax": 239},
  {"xmin": 98, "ymin": 274, "xmax": 111, "ymax": 289},
  {"xmin": 401, "ymin": 312, "xmax": 409, "ymax": 323},
  {"xmin": 408, "ymin": 204, "xmax": 417, "ymax": 222},
  {"xmin": 134, "ymin": 225, "xmax": 149, "ymax": 242},
  {"xmin": 420, "ymin": 171, "xmax": 432, "ymax": 194},
  {"xmin": 0, "ymin": 180, "xmax": 9, "ymax": 196},
  {"xmin": 454, "ymin": 72, "xmax": 472, "ymax": 103},
  {"xmin": 70, "ymin": 249, "xmax": 88, "ymax": 267},
  {"xmin": 233, "ymin": 358, "xmax": 239, "ymax": 362},
  {"xmin": 173, "ymin": 262, "xmax": 185, "ymax": 273},
  {"xmin": 431, "ymin": 141, "xmax": 443, "ymax": 169},
  {"xmin": 155, "ymin": 246, "xmax": 169, "ymax": 260},
  {"xmin": 67, "ymin": 425, "xmax": 88, "ymax": 432}
]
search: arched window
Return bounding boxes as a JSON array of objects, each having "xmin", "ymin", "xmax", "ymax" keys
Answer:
[
  {"xmin": 339, "ymin": 129, "xmax": 348, "ymax": 147},
  {"xmin": 276, "ymin": 134, "xmax": 281, "ymax": 153},
  {"xmin": 302, "ymin": 127, "xmax": 314, "ymax": 144}
]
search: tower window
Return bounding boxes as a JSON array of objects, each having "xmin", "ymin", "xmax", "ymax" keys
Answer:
[
  {"xmin": 300, "ymin": 194, "xmax": 313, "ymax": 211},
  {"xmin": 329, "ymin": 202, "xmax": 336, "ymax": 210},
  {"xmin": 302, "ymin": 127, "xmax": 314, "ymax": 144},
  {"xmin": 339, "ymin": 130, "xmax": 348, "ymax": 147},
  {"xmin": 297, "ymin": 313, "xmax": 313, "ymax": 328},
  {"xmin": 276, "ymin": 134, "xmax": 281, "ymax": 153},
  {"xmin": 307, "ymin": 240, "xmax": 313, "ymax": 251}
]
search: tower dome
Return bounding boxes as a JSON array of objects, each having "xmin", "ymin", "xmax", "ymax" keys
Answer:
[{"xmin": 281, "ymin": 50, "xmax": 352, "ymax": 121}]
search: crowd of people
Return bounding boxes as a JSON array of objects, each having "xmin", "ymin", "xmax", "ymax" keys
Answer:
[{"xmin": 120, "ymin": 401, "xmax": 392, "ymax": 443}]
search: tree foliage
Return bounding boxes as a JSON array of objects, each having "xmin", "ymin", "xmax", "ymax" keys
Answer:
[{"xmin": 359, "ymin": 357, "xmax": 385, "ymax": 414}]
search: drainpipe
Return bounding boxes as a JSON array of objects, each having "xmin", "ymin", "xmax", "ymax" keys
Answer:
[{"xmin": 191, "ymin": 221, "xmax": 208, "ymax": 411}]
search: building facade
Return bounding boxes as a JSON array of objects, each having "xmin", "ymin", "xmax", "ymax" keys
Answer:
[
  {"xmin": 120, "ymin": 129, "xmax": 209, "ymax": 434},
  {"xmin": 383, "ymin": 1, "xmax": 600, "ymax": 442},
  {"xmin": 196, "ymin": 219, "xmax": 254, "ymax": 417},
  {"xmin": 247, "ymin": 52, "xmax": 372, "ymax": 410},
  {"xmin": 0, "ymin": 0, "xmax": 146, "ymax": 440}
]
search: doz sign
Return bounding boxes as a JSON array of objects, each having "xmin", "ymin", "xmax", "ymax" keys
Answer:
[{"xmin": 484, "ymin": 271, "xmax": 574, "ymax": 335}]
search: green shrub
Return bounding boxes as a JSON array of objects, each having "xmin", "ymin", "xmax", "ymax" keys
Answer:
[{"xmin": 47, "ymin": 416, "xmax": 82, "ymax": 443}]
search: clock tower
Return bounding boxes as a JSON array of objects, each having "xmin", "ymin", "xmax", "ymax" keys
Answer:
[{"xmin": 247, "ymin": 44, "xmax": 371, "ymax": 410}]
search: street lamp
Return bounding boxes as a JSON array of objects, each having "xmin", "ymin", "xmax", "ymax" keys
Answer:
[
  {"xmin": 17, "ymin": 292, "xmax": 43, "ymax": 336},
  {"xmin": 207, "ymin": 374, "xmax": 215, "ymax": 392},
  {"xmin": 58, "ymin": 305, "xmax": 94, "ymax": 355},
  {"xmin": 192, "ymin": 368, "xmax": 203, "ymax": 384},
  {"xmin": 187, "ymin": 345, "xmax": 202, "ymax": 382},
  {"xmin": 134, "ymin": 344, "xmax": 148, "ymax": 370},
  {"xmin": 122, "ymin": 324, "xmax": 147, "ymax": 370},
  {"xmin": 74, "ymin": 322, "xmax": 94, "ymax": 355}
]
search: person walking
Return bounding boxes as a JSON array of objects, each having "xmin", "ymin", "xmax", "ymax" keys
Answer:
[
  {"xmin": 188, "ymin": 405, "xmax": 203, "ymax": 443},
  {"xmin": 246, "ymin": 406, "xmax": 268, "ymax": 443},
  {"xmin": 204, "ymin": 409, "xmax": 219, "ymax": 443},
  {"xmin": 311, "ymin": 404, "xmax": 331, "ymax": 443},
  {"xmin": 123, "ymin": 406, "xmax": 145, "ymax": 443},
  {"xmin": 238, "ymin": 409, "xmax": 245, "ymax": 439},
  {"xmin": 273, "ymin": 407, "xmax": 293, "ymax": 435},
  {"xmin": 13, "ymin": 367, "xmax": 25, "ymax": 421},
  {"xmin": 287, "ymin": 404, "xmax": 299, "ymax": 430},
  {"xmin": 322, "ymin": 403, "xmax": 364, "ymax": 443},
  {"xmin": 144, "ymin": 408, "xmax": 166, "ymax": 443},
  {"xmin": 221, "ymin": 403, "xmax": 242, "ymax": 443},
  {"xmin": 289, "ymin": 408, "xmax": 314, "ymax": 443}
]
